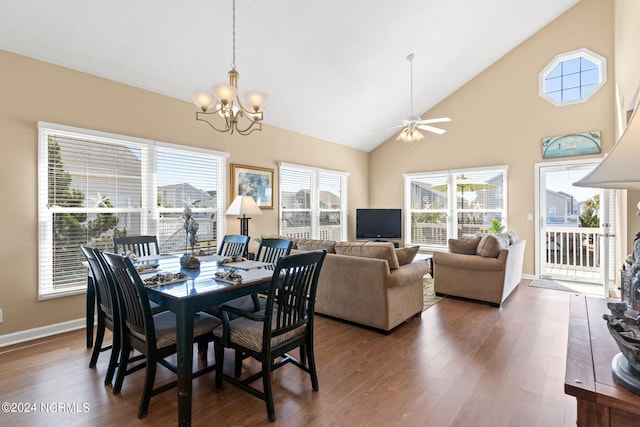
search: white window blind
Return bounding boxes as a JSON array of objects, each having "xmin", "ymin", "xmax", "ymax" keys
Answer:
[
  {"xmin": 38, "ymin": 122, "xmax": 227, "ymax": 299},
  {"xmin": 156, "ymin": 144, "xmax": 225, "ymax": 254},
  {"xmin": 404, "ymin": 166, "xmax": 508, "ymax": 250},
  {"xmin": 279, "ymin": 163, "xmax": 348, "ymax": 241}
]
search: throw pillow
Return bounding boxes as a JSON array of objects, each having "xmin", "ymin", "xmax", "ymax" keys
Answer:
[
  {"xmin": 506, "ymin": 231, "xmax": 518, "ymax": 244},
  {"xmin": 448, "ymin": 237, "xmax": 481, "ymax": 255},
  {"xmin": 335, "ymin": 241, "xmax": 400, "ymax": 270},
  {"xmin": 296, "ymin": 239, "xmax": 336, "ymax": 253},
  {"xmin": 476, "ymin": 234, "xmax": 509, "ymax": 258},
  {"xmin": 396, "ymin": 245, "xmax": 420, "ymax": 265}
]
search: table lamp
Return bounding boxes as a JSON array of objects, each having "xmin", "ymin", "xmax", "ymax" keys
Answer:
[{"xmin": 225, "ymin": 195, "xmax": 262, "ymax": 236}]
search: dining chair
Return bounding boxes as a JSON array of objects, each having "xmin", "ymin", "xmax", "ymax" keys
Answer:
[
  {"xmin": 113, "ymin": 235, "xmax": 159, "ymax": 257},
  {"xmin": 255, "ymin": 238, "xmax": 294, "ymax": 263},
  {"xmin": 80, "ymin": 245, "xmax": 121, "ymax": 386},
  {"xmin": 101, "ymin": 251, "xmax": 220, "ymax": 418},
  {"xmin": 205, "ymin": 237, "xmax": 292, "ymax": 325},
  {"xmin": 218, "ymin": 234, "xmax": 250, "ymax": 258},
  {"xmin": 213, "ymin": 250, "xmax": 327, "ymax": 422}
]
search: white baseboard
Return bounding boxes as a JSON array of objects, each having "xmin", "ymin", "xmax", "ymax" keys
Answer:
[
  {"xmin": 522, "ymin": 273, "xmax": 536, "ymax": 280},
  {"xmin": 0, "ymin": 317, "xmax": 90, "ymax": 348}
]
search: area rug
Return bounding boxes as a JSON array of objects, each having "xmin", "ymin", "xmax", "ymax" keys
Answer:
[
  {"xmin": 529, "ymin": 278, "xmax": 602, "ymax": 296},
  {"xmin": 423, "ymin": 276, "xmax": 444, "ymax": 311}
]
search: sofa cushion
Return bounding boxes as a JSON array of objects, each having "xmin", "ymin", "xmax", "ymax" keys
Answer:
[
  {"xmin": 448, "ymin": 237, "xmax": 481, "ymax": 255},
  {"xmin": 505, "ymin": 231, "xmax": 518, "ymax": 244},
  {"xmin": 335, "ymin": 241, "xmax": 400, "ymax": 270},
  {"xmin": 476, "ymin": 234, "xmax": 509, "ymax": 258},
  {"xmin": 296, "ymin": 239, "xmax": 336, "ymax": 253},
  {"xmin": 396, "ymin": 245, "xmax": 420, "ymax": 266}
]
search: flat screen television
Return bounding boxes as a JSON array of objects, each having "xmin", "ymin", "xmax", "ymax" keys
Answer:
[{"xmin": 356, "ymin": 208, "xmax": 402, "ymax": 239}]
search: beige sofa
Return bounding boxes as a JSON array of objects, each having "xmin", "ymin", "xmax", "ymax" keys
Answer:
[
  {"xmin": 266, "ymin": 237, "xmax": 429, "ymax": 333},
  {"xmin": 432, "ymin": 232, "xmax": 525, "ymax": 307}
]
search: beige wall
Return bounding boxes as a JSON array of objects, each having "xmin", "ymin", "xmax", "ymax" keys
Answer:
[
  {"xmin": 370, "ymin": 0, "xmax": 616, "ymax": 276},
  {"xmin": 0, "ymin": 50, "xmax": 369, "ymax": 335}
]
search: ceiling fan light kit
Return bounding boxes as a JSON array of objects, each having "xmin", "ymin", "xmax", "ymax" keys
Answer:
[
  {"xmin": 395, "ymin": 53, "xmax": 451, "ymax": 144},
  {"xmin": 193, "ymin": 0, "xmax": 266, "ymax": 136}
]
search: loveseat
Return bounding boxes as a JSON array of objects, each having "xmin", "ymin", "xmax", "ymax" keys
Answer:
[
  {"xmin": 265, "ymin": 236, "xmax": 430, "ymax": 332},
  {"xmin": 432, "ymin": 232, "xmax": 525, "ymax": 307}
]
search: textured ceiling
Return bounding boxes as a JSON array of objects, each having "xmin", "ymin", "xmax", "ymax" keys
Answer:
[{"xmin": 0, "ymin": 0, "xmax": 579, "ymax": 151}]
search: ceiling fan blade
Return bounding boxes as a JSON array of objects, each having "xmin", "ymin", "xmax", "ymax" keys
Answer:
[
  {"xmin": 416, "ymin": 117, "xmax": 452, "ymax": 125},
  {"xmin": 417, "ymin": 124, "xmax": 447, "ymax": 135}
]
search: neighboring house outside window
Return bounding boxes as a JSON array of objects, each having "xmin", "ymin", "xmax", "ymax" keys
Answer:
[
  {"xmin": 404, "ymin": 166, "xmax": 508, "ymax": 250},
  {"xmin": 279, "ymin": 162, "xmax": 348, "ymax": 241},
  {"xmin": 38, "ymin": 122, "xmax": 227, "ymax": 299}
]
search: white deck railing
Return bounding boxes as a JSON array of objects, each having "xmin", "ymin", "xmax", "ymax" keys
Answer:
[{"xmin": 545, "ymin": 226, "xmax": 600, "ymax": 272}]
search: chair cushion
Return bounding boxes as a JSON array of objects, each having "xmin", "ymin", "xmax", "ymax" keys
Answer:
[
  {"xmin": 135, "ymin": 310, "xmax": 220, "ymax": 349},
  {"xmin": 204, "ymin": 295, "xmax": 266, "ymax": 319},
  {"xmin": 212, "ymin": 310, "xmax": 306, "ymax": 352},
  {"xmin": 395, "ymin": 245, "xmax": 420, "ymax": 265},
  {"xmin": 334, "ymin": 241, "xmax": 400, "ymax": 269},
  {"xmin": 448, "ymin": 237, "xmax": 481, "ymax": 255},
  {"xmin": 476, "ymin": 234, "xmax": 509, "ymax": 258},
  {"xmin": 296, "ymin": 239, "xmax": 336, "ymax": 253}
]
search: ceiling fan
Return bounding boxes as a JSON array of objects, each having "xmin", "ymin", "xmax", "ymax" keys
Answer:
[{"xmin": 394, "ymin": 53, "xmax": 451, "ymax": 143}]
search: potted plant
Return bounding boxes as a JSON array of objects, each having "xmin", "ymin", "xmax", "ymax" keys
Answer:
[{"xmin": 487, "ymin": 218, "xmax": 505, "ymax": 234}]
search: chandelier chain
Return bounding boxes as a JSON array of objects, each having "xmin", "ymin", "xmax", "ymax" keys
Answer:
[{"xmin": 232, "ymin": 0, "xmax": 236, "ymax": 70}]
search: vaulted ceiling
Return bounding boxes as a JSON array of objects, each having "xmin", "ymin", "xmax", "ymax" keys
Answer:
[{"xmin": 1, "ymin": 0, "xmax": 579, "ymax": 151}]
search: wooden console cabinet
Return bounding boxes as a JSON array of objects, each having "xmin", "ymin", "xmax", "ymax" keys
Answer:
[{"xmin": 565, "ymin": 294, "xmax": 640, "ymax": 426}]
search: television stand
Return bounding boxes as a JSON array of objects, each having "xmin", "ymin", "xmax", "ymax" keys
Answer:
[{"xmin": 371, "ymin": 239, "xmax": 399, "ymax": 248}]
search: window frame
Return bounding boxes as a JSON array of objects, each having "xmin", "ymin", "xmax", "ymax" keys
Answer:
[
  {"xmin": 278, "ymin": 162, "xmax": 348, "ymax": 241},
  {"xmin": 539, "ymin": 48, "xmax": 607, "ymax": 106},
  {"xmin": 404, "ymin": 165, "xmax": 508, "ymax": 251},
  {"xmin": 37, "ymin": 122, "xmax": 228, "ymax": 300}
]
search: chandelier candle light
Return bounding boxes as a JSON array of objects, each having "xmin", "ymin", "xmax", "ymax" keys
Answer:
[{"xmin": 193, "ymin": 0, "xmax": 266, "ymax": 135}]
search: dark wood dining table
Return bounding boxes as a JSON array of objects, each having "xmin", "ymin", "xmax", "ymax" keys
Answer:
[{"xmin": 130, "ymin": 254, "xmax": 274, "ymax": 427}]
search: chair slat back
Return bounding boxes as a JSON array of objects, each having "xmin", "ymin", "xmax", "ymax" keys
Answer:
[
  {"xmin": 113, "ymin": 235, "xmax": 159, "ymax": 257},
  {"xmin": 264, "ymin": 250, "xmax": 326, "ymax": 341},
  {"xmin": 218, "ymin": 235, "xmax": 250, "ymax": 257},
  {"xmin": 80, "ymin": 245, "xmax": 118, "ymax": 319},
  {"xmin": 102, "ymin": 251, "xmax": 155, "ymax": 345},
  {"xmin": 256, "ymin": 238, "xmax": 293, "ymax": 264}
]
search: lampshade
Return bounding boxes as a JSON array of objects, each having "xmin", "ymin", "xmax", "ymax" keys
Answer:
[
  {"xmin": 245, "ymin": 91, "xmax": 267, "ymax": 112},
  {"xmin": 225, "ymin": 195, "xmax": 263, "ymax": 216},
  {"xmin": 192, "ymin": 92, "xmax": 216, "ymax": 112},
  {"xmin": 213, "ymin": 84, "xmax": 237, "ymax": 104},
  {"xmin": 574, "ymin": 109, "xmax": 640, "ymax": 190}
]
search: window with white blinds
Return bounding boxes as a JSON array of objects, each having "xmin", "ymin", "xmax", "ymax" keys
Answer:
[
  {"xmin": 404, "ymin": 166, "xmax": 508, "ymax": 250},
  {"xmin": 38, "ymin": 122, "xmax": 227, "ymax": 299},
  {"xmin": 279, "ymin": 162, "xmax": 348, "ymax": 241}
]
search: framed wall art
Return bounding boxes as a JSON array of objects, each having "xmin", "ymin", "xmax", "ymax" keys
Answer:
[
  {"xmin": 542, "ymin": 131, "xmax": 601, "ymax": 159},
  {"xmin": 230, "ymin": 164, "xmax": 274, "ymax": 209}
]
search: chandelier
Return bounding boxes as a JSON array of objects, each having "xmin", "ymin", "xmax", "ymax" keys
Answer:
[{"xmin": 192, "ymin": 0, "xmax": 266, "ymax": 135}]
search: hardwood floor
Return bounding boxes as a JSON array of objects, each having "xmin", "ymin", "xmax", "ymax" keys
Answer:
[{"xmin": 0, "ymin": 280, "xmax": 579, "ymax": 426}]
